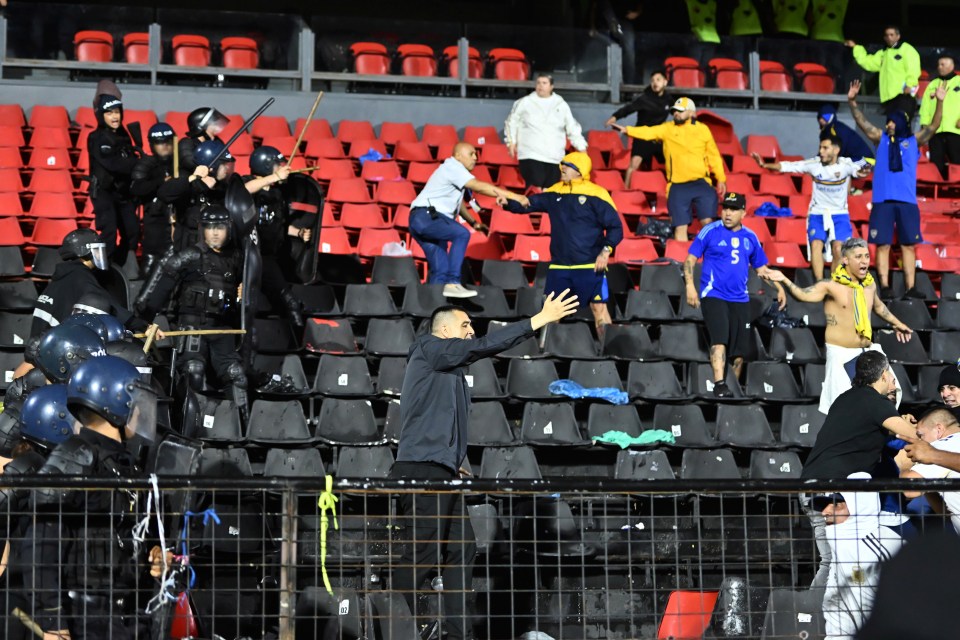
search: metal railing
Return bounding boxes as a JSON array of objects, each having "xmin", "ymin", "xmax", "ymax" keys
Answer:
[{"xmin": 0, "ymin": 474, "xmax": 955, "ymax": 639}]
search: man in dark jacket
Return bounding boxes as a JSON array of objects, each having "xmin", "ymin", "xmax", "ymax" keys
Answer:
[
  {"xmin": 130, "ymin": 122, "xmax": 176, "ymax": 272},
  {"xmin": 178, "ymin": 106, "xmax": 229, "ymax": 174},
  {"xmin": 86, "ymin": 94, "xmax": 140, "ymax": 267},
  {"xmin": 390, "ymin": 290, "xmax": 579, "ymax": 640},
  {"xmin": 817, "ymin": 104, "xmax": 875, "ymax": 161},
  {"xmin": 606, "ymin": 70, "xmax": 671, "ymax": 187}
]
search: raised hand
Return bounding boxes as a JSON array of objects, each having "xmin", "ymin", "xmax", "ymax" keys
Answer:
[
  {"xmin": 847, "ymin": 80, "xmax": 862, "ymax": 101},
  {"xmin": 532, "ymin": 289, "xmax": 580, "ymax": 328}
]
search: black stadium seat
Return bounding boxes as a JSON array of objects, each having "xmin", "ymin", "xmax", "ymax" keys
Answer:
[
  {"xmin": 745, "ymin": 362, "xmax": 801, "ymax": 401},
  {"xmin": 343, "ymin": 283, "xmax": 398, "ymax": 317},
  {"xmin": 716, "ymin": 404, "xmax": 776, "ymax": 448},
  {"xmin": 614, "ymin": 449, "xmax": 675, "ymax": 480},
  {"xmin": 313, "ymin": 354, "xmax": 375, "ymax": 396},
  {"xmin": 627, "ymin": 361, "xmax": 689, "ymax": 401},
  {"xmin": 779, "ymin": 404, "xmax": 825, "ymax": 448},
  {"xmin": 520, "ymin": 402, "xmax": 586, "ymax": 446},
  {"xmin": 680, "ymin": 449, "xmax": 740, "ymax": 479},
  {"xmin": 657, "ymin": 324, "xmax": 709, "ymax": 362},
  {"xmin": 652, "ymin": 404, "xmax": 715, "ymax": 447},
  {"xmin": 587, "ymin": 404, "xmax": 642, "ymax": 440},
  {"xmin": 365, "ymin": 318, "xmax": 416, "ymax": 357},
  {"xmin": 506, "ymin": 359, "xmax": 559, "ymax": 399},
  {"xmin": 602, "ymin": 323, "xmax": 658, "ymax": 360}
]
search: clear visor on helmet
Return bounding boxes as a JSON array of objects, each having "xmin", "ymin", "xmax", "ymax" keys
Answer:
[
  {"xmin": 124, "ymin": 385, "xmax": 157, "ymax": 443},
  {"xmin": 88, "ymin": 242, "xmax": 108, "ymax": 270},
  {"xmin": 202, "ymin": 111, "xmax": 229, "ymax": 136}
]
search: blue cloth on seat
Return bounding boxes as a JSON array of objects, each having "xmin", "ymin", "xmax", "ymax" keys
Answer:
[{"xmin": 548, "ymin": 379, "xmax": 628, "ymax": 405}]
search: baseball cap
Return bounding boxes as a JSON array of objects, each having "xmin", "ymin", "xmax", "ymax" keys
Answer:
[
  {"xmin": 670, "ymin": 97, "xmax": 696, "ymax": 112},
  {"xmin": 721, "ymin": 192, "xmax": 746, "ymax": 210}
]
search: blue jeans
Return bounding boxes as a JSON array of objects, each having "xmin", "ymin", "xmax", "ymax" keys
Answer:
[{"xmin": 409, "ymin": 207, "xmax": 470, "ymax": 285}]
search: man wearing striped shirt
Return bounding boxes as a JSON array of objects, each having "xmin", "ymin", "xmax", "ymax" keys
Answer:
[{"xmin": 753, "ymin": 134, "xmax": 871, "ymax": 281}]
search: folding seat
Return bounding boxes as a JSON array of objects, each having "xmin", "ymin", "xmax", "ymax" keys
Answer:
[
  {"xmin": 883, "ymin": 299, "xmax": 934, "ymax": 331},
  {"xmin": 460, "ymin": 358, "xmax": 503, "ymax": 399},
  {"xmin": 0, "ymin": 126, "xmax": 24, "ymax": 149},
  {"xmin": 680, "ymin": 448, "xmax": 740, "ymax": 479},
  {"xmin": 349, "ymin": 42, "xmax": 390, "ymax": 75},
  {"xmin": 479, "ymin": 445, "xmax": 541, "ymax": 479},
  {"xmin": 305, "ymin": 139, "xmax": 347, "ymax": 163},
  {"xmin": 249, "ymin": 115, "xmax": 291, "ymax": 141},
  {"xmin": 709, "ymin": 58, "xmax": 747, "ymax": 90},
  {"xmin": 624, "ymin": 290, "xmax": 675, "ymax": 321},
  {"xmin": 468, "ymin": 402, "xmax": 516, "ymax": 446},
  {"xmin": 29, "ymin": 247, "xmax": 59, "ymax": 277},
  {"xmin": 686, "ymin": 363, "xmax": 746, "ymax": 400},
  {"xmin": 871, "ymin": 330, "xmax": 928, "ymax": 365},
  {"xmin": 664, "ymin": 56, "xmax": 704, "ymax": 88},
  {"xmin": 749, "ymin": 450, "xmax": 802, "ymax": 479},
  {"xmin": 491, "ymin": 318, "xmax": 542, "ymax": 359},
  {"xmin": 520, "ymin": 402, "xmax": 585, "ymax": 446},
  {"xmin": 938, "ymin": 300, "xmax": 960, "ymax": 330},
  {"xmin": 802, "ymin": 362, "xmax": 824, "ymax": 399},
  {"xmin": 370, "ymin": 255, "xmax": 419, "ymax": 288},
  {"xmin": 317, "ymin": 398, "xmax": 382, "ymax": 445},
  {"xmin": 487, "ymin": 48, "xmax": 530, "ymax": 81},
  {"xmin": 339, "ymin": 203, "xmax": 388, "ymax": 230},
  {"xmin": 335, "ymin": 446, "xmax": 395, "ymax": 478},
  {"xmin": 793, "ymin": 62, "xmax": 835, "ymax": 94},
  {"xmin": 480, "ymin": 259, "xmax": 527, "ymax": 290},
  {"xmin": 591, "ymin": 169, "xmax": 625, "ymax": 192},
  {"xmin": 27, "ymin": 147, "xmax": 72, "ymax": 170},
  {"xmin": 506, "ymin": 359, "xmax": 560, "ymax": 399},
  {"xmin": 123, "ymin": 32, "xmax": 150, "ymax": 64},
  {"xmin": 760, "ymin": 589, "xmax": 825, "ymax": 639},
  {"xmin": 29, "ymin": 218, "xmax": 77, "ymax": 245},
  {"xmin": 929, "ymin": 331, "xmax": 960, "ymax": 364},
  {"xmin": 745, "ymin": 362, "xmax": 801, "ymax": 401},
  {"xmin": 434, "ymin": 141, "xmax": 457, "ymax": 161},
  {"xmin": 334, "ymin": 120, "xmax": 376, "ymax": 148},
  {"xmin": 767, "ymin": 327, "xmax": 823, "ymax": 363},
  {"xmin": 27, "ymin": 170, "xmax": 74, "ymax": 195},
  {"xmin": 221, "ymin": 36, "xmax": 259, "ymax": 69},
  {"xmin": 400, "ymin": 282, "xmax": 446, "ymax": 317},
  {"xmin": 419, "ymin": 123, "xmax": 458, "ymax": 149},
  {"xmin": 28, "ymin": 105, "xmax": 70, "ymax": 130},
  {"xmin": 658, "ymin": 324, "xmax": 708, "ymax": 362},
  {"xmin": 342, "ymin": 283, "xmax": 397, "ymax": 317},
  {"xmin": 198, "ymin": 447, "xmax": 253, "ymax": 477},
  {"xmin": 716, "ymin": 405, "xmax": 776, "ymax": 448},
  {"xmin": 0, "ymin": 148, "xmax": 22, "ymax": 170},
  {"xmin": 254, "ymin": 317, "xmax": 299, "ymax": 353},
  {"xmin": 512, "ymin": 234, "xmax": 551, "ymax": 263},
  {"xmin": 603, "ymin": 323, "xmax": 658, "ymax": 361},
  {"xmin": 659, "ymin": 591, "xmax": 720, "ymax": 640},
  {"xmin": 247, "ymin": 399, "xmax": 315, "ymax": 445},
  {"xmin": 303, "ymin": 317, "xmax": 358, "ymax": 354},
  {"xmin": 365, "ymin": 318, "xmax": 415, "ymax": 357},
  {"xmin": 312, "ymin": 354, "xmax": 374, "ymax": 397},
  {"xmin": 0, "ymin": 312, "xmax": 31, "ymax": 347},
  {"xmin": 0, "ymin": 191, "xmax": 23, "ymax": 217},
  {"xmin": 442, "ymin": 45, "xmax": 483, "ymax": 79},
  {"xmin": 639, "ymin": 263, "xmax": 685, "ymax": 294},
  {"xmin": 568, "ymin": 359, "xmax": 623, "ymax": 391},
  {"xmin": 374, "ymin": 180, "xmax": 416, "ymax": 210},
  {"xmin": 759, "ymin": 173, "xmax": 799, "ymax": 198},
  {"xmin": 763, "ymin": 242, "xmax": 808, "ymax": 268},
  {"xmin": 285, "ymin": 284, "xmax": 338, "ymax": 318},
  {"xmin": 397, "ymin": 43, "xmax": 437, "ymax": 77},
  {"xmin": 543, "ymin": 322, "xmax": 598, "ymax": 359},
  {"xmin": 27, "ymin": 127, "xmax": 71, "ymax": 150},
  {"xmin": 346, "ymin": 139, "xmax": 388, "ymax": 162},
  {"xmin": 614, "ymin": 449, "xmax": 675, "ymax": 480},
  {"xmin": 0, "ymin": 105, "xmax": 25, "ymax": 128},
  {"xmin": 488, "ymin": 208, "xmax": 534, "ymax": 236},
  {"xmin": 0, "ymin": 247, "xmax": 25, "ymax": 277},
  {"xmin": 326, "ymin": 178, "xmax": 371, "ymax": 205},
  {"xmin": 393, "ymin": 142, "xmax": 434, "ymax": 165},
  {"xmin": 587, "ymin": 129, "xmax": 625, "ymax": 154},
  {"xmin": 779, "ymin": 404, "xmax": 825, "ymax": 447},
  {"xmin": 462, "ymin": 126, "xmax": 499, "ymax": 148},
  {"xmin": 653, "ymin": 404, "xmax": 715, "ymax": 447},
  {"xmin": 745, "ymin": 135, "xmax": 783, "ymax": 162},
  {"xmin": 263, "ymin": 448, "xmax": 325, "ymax": 478},
  {"xmin": 626, "ymin": 361, "xmax": 686, "ymax": 400},
  {"xmin": 356, "ymin": 228, "xmax": 403, "ymax": 258},
  {"xmin": 172, "ymin": 34, "xmax": 211, "ymax": 67},
  {"xmin": 184, "ymin": 395, "xmax": 244, "ymax": 443},
  {"xmin": 628, "ymin": 169, "xmax": 667, "ymax": 194},
  {"xmin": 759, "ymin": 60, "xmax": 792, "ymax": 92}
]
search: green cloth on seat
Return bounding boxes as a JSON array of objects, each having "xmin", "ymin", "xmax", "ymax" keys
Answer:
[{"xmin": 592, "ymin": 429, "xmax": 676, "ymax": 448}]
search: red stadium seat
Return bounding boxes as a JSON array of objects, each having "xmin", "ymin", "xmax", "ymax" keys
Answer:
[
  {"xmin": 512, "ymin": 234, "xmax": 551, "ymax": 262},
  {"xmin": 326, "ymin": 178, "xmax": 372, "ymax": 204},
  {"xmin": 434, "ymin": 141, "xmax": 457, "ymax": 161},
  {"xmin": 759, "ymin": 173, "xmax": 799, "ymax": 198},
  {"xmin": 587, "ymin": 147, "xmax": 607, "ymax": 171},
  {"xmin": 488, "ymin": 48, "xmax": 530, "ymax": 81},
  {"xmin": 251, "ymin": 116, "xmax": 291, "ymax": 140},
  {"xmin": 611, "ymin": 190, "xmax": 652, "ymax": 215},
  {"xmin": 294, "ymin": 117, "xmax": 334, "ymax": 141},
  {"xmin": 465, "ymin": 229, "xmax": 507, "ymax": 260},
  {"xmin": 725, "ymin": 173, "xmax": 756, "ymax": 195},
  {"xmin": 397, "ymin": 44, "xmax": 437, "ymax": 77},
  {"xmin": 258, "ymin": 136, "xmax": 297, "ymax": 158},
  {"xmin": 0, "ymin": 126, "xmax": 25, "ymax": 148},
  {"xmin": 587, "ymin": 129, "xmax": 625, "ymax": 153},
  {"xmin": 478, "ymin": 144, "xmax": 517, "ymax": 166},
  {"xmin": 27, "ymin": 148, "xmax": 72, "ymax": 170},
  {"xmin": 495, "ymin": 166, "xmax": 525, "ymax": 189},
  {"xmin": 658, "ymin": 591, "xmax": 719, "ymax": 640},
  {"xmin": 788, "ymin": 194, "xmax": 811, "ymax": 217},
  {"xmin": 357, "ymin": 228, "xmax": 403, "ymax": 257},
  {"xmin": 628, "ymin": 171, "xmax": 667, "ymax": 193},
  {"xmin": 0, "ymin": 105, "xmax": 26, "ymax": 128},
  {"xmin": 794, "ymin": 63, "xmax": 835, "ymax": 94},
  {"xmin": 29, "ymin": 105, "xmax": 70, "ymax": 130},
  {"xmin": 663, "ymin": 239, "xmax": 692, "ymax": 262},
  {"xmin": 123, "ymin": 33, "xmax": 150, "ymax": 64},
  {"xmin": 350, "ymin": 42, "xmax": 390, "ymax": 75},
  {"xmin": 375, "ymin": 180, "xmax": 417, "ymax": 208},
  {"xmin": 764, "ymin": 241, "xmax": 808, "ymax": 268},
  {"xmin": 613, "ymin": 237, "xmax": 659, "ymax": 263},
  {"xmin": 442, "ymin": 45, "xmax": 483, "ymax": 79},
  {"xmin": 759, "ymin": 60, "xmax": 792, "ymax": 92},
  {"xmin": 665, "ymin": 56, "xmax": 704, "ymax": 88},
  {"xmin": 305, "ymin": 138, "xmax": 347, "ymax": 163},
  {"xmin": 74, "ymin": 31, "xmax": 113, "ymax": 63},
  {"xmin": 917, "ymin": 162, "xmax": 949, "ymax": 198},
  {"xmin": 774, "ymin": 217, "xmax": 808, "ymax": 244},
  {"xmin": 394, "ymin": 142, "xmax": 434, "ymax": 164},
  {"xmin": 406, "ymin": 161, "xmax": 440, "ymax": 185},
  {"xmin": 28, "ymin": 127, "xmax": 72, "ymax": 150},
  {"xmin": 124, "ymin": 109, "xmax": 158, "ymax": 132},
  {"xmin": 339, "ymin": 203, "xmax": 388, "ymax": 229},
  {"xmin": 695, "ymin": 110, "xmax": 737, "ymax": 147},
  {"xmin": 172, "ymin": 35, "xmax": 211, "ymax": 67},
  {"xmin": 226, "ymin": 133, "xmax": 255, "ymax": 156},
  {"xmin": 27, "ymin": 170, "xmax": 74, "ymax": 193},
  {"xmin": 221, "ymin": 36, "xmax": 259, "ymax": 69},
  {"xmin": 593, "ymin": 170, "xmax": 625, "ymax": 192},
  {"xmin": 746, "ymin": 135, "xmax": 783, "ymax": 161},
  {"xmin": 915, "ymin": 244, "xmax": 960, "ymax": 272},
  {"xmin": 379, "ymin": 122, "xmax": 418, "ymax": 147},
  {"xmin": 361, "ymin": 160, "xmax": 402, "ymax": 183},
  {"xmin": 0, "ymin": 148, "xmax": 23, "ymax": 170},
  {"xmin": 740, "ymin": 217, "xmax": 773, "ymax": 243},
  {"xmin": 29, "ymin": 192, "xmax": 78, "ymax": 218},
  {"xmin": 0, "ymin": 192, "xmax": 24, "ymax": 217},
  {"xmin": 0, "ymin": 217, "xmax": 26, "ymax": 245},
  {"xmin": 0, "ymin": 169, "xmax": 23, "ymax": 193},
  {"xmin": 348, "ymin": 139, "xmax": 388, "ymax": 160},
  {"xmin": 709, "ymin": 58, "xmax": 747, "ymax": 90},
  {"xmin": 848, "ymin": 195, "xmax": 870, "ymax": 222},
  {"xmin": 489, "ymin": 208, "xmax": 535, "ymax": 235},
  {"xmin": 393, "ymin": 204, "xmax": 411, "ymax": 229},
  {"xmin": 463, "ymin": 126, "xmax": 499, "ymax": 147},
  {"xmin": 731, "ymin": 155, "xmax": 763, "ymax": 176},
  {"xmin": 30, "ymin": 218, "xmax": 78, "ymax": 245},
  {"xmin": 317, "ymin": 226, "xmax": 354, "ymax": 254},
  {"xmin": 337, "ymin": 120, "xmax": 377, "ymax": 145},
  {"xmin": 420, "ymin": 124, "xmax": 458, "ymax": 149}
]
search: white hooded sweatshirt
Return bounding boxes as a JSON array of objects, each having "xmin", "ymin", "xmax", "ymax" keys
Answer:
[{"xmin": 504, "ymin": 91, "xmax": 588, "ymax": 164}]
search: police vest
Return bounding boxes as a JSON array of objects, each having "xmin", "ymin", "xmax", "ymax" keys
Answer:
[
  {"xmin": 685, "ymin": 0, "xmax": 720, "ymax": 43},
  {"xmin": 773, "ymin": 0, "xmax": 810, "ymax": 37},
  {"xmin": 178, "ymin": 245, "xmax": 241, "ymax": 322},
  {"xmin": 730, "ymin": 0, "xmax": 763, "ymax": 36},
  {"xmin": 810, "ymin": 0, "xmax": 847, "ymax": 42}
]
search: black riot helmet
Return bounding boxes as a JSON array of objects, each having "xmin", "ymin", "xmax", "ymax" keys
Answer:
[
  {"xmin": 250, "ymin": 146, "xmax": 286, "ymax": 177},
  {"xmin": 59, "ymin": 228, "xmax": 108, "ymax": 270},
  {"xmin": 187, "ymin": 107, "xmax": 229, "ymax": 138},
  {"xmin": 201, "ymin": 204, "xmax": 232, "ymax": 249}
]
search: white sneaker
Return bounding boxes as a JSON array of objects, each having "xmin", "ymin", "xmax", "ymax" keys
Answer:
[{"xmin": 442, "ymin": 284, "xmax": 478, "ymax": 298}]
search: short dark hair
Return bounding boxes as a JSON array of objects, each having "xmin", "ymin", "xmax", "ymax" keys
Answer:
[
  {"xmin": 841, "ymin": 237, "xmax": 868, "ymax": 256},
  {"xmin": 650, "ymin": 69, "xmax": 667, "ymax": 81},
  {"xmin": 919, "ymin": 407, "xmax": 959, "ymax": 428},
  {"xmin": 939, "ymin": 53, "xmax": 956, "ymax": 63},
  {"xmin": 430, "ymin": 305, "xmax": 467, "ymax": 332},
  {"xmin": 535, "ymin": 73, "xmax": 554, "ymax": 85},
  {"xmin": 884, "ymin": 25, "xmax": 901, "ymax": 35},
  {"xmin": 852, "ymin": 351, "xmax": 889, "ymax": 388}
]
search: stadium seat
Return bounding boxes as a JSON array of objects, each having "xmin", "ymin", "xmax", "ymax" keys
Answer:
[
  {"xmin": 337, "ymin": 446, "xmax": 394, "ymax": 478},
  {"xmin": 740, "ymin": 217, "xmax": 772, "ymax": 243},
  {"xmin": 613, "ymin": 237, "xmax": 659, "ymax": 263},
  {"xmin": 686, "ymin": 363, "xmax": 746, "ymax": 400},
  {"xmin": 317, "ymin": 226, "xmax": 354, "ymax": 254},
  {"xmin": 640, "ymin": 263, "xmax": 685, "ymax": 294},
  {"xmin": 487, "ymin": 48, "xmax": 530, "ymax": 81},
  {"xmin": 480, "ymin": 144, "xmax": 518, "ymax": 167},
  {"xmin": 543, "ymin": 323, "xmax": 598, "ymax": 359},
  {"xmin": 0, "ymin": 217, "xmax": 26, "ymax": 245},
  {"xmin": 123, "ymin": 32, "xmax": 150, "ymax": 64},
  {"xmin": 312, "ymin": 159, "xmax": 354, "ymax": 184},
  {"xmin": 374, "ymin": 180, "xmax": 417, "ymax": 209},
  {"xmin": 479, "ymin": 446, "xmax": 542, "ymax": 479},
  {"xmin": 745, "ymin": 362, "xmax": 801, "ymax": 401},
  {"xmin": 326, "ymin": 178, "xmax": 372, "ymax": 204},
  {"xmin": 366, "ymin": 318, "xmax": 416, "ymax": 357},
  {"xmin": 306, "ymin": 138, "xmax": 347, "ymax": 161},
  {"xmin": 0, "ymin": 125, "xmax": 24, "ymax": 149},
  {"xmin": 468, "ymin": 403, "xmax": 515, "ymax": 447},
  {"xmin": 250, "ymin": 116, "xmax": 291, "ymax": 140},
  {"xmin": 761, "ymin": 589, "xmax": 825, "ymax": 639},
  {"xmin": 294, "ymin": 117, "xmax": 334, "ymax": 141},
  {"xmin": 397, "ymin": 44, "xmax": 437, "ymax": 77},
  {"xmin": 248, "ymin": 400, "xmax": 315, "ymax": 445},
  {"xmin": 464, "ymin": 358, "xmax": 506, "ymax": 399},
  {"xmin": 507, "ymin": 359, "xmax": 560, "ymax": 399},
  {"xmin": 750, "ymin": 450, "xmax": 802, "ymax": 479},
  {"xmin": 356, "ymin": 228, "xmax": 403, "ymax": 257},
  {"xmin": 348, "ymin": 138, "xmax": 388, "ymax": 159},
  {"xmin": 624, "ymin": 290, "xmax": 675, "ymax": 320},
  {"xmin": 664, "ymin": 56, "xmax": 704, "ymax": 88},
  {"xmin": 489, "ymin": 208, "xmax": 535, "ymax": 235},
  {"xmin": 603, "ymin": 324, "xmax": 658, "ymax": 361},
  {"xmin": 587, "ymin": 129, "xmax": 625, "ymax": 154},
  {"xmin": 28, "ymin": 105, "xmax": 70, "ymax": 130},
  {"xmin": 123, "ymin": 109, "xmax": 158, "ymax": 132},
  {"xmin": 569, "ymin": 359, "xmax": 623, "ymax": 391},
  {"xmin": 28, "ymin": 147, "xmax": 72, "ymax": 170},
  {"xmin": 521, "ymin": 402, "xmax": 585, "ymax": 446},
  {"xmin": 512, "ymin": 234, "xmax": 551, "ymax": 262},
  {"xmin": 463, "ymin": 125, "xmax": 499, "ymax": 147},
  {"xmin": 172, "ymin": 34, "xmax": 211, "ymax": 67},
  {"xmin": 768, "ymin": 327, "xmax": 824, "ymax": 363},
  {"xmin": 29, "ymin": 218, "xmax": 78, "ymax": 245},
  {"xmin": 0, "ymin": 104, "xmax": 25, "ymax": 128},
  {"xmin": 336, "ymin": 120, "xmax": 377, "ymax": 145},
  {"xmin": 29, "ymin": 192, "xmax": 77, "ymax": 218},
  {"xmin": 420, "ymin": 123, "xmax": 459, "ymax": 149},
  {"xmin": 615, "ymin": 449, "xmax": 675, "ymax": 480},
  {"xmin": 442, "ymin": 45, "xmax": 483, "ymax": 79},
  {"xmin": 725, "ymin": 173, "xmax": 757, "ymax": 195},
  {"xmin": 780, "ymin": 404, "xmax": 825, "ymax": 447},
  {"xmin": 628, "ymin": 170, "xmax": 668, "ymax": 193},
  {"xmin": 0, "ymin": 170, "xmax": 23, "ymax": 195},
  {"xmin": 709, "ymin": 58, "xmax": 747, "ymax": 90},
  {"xmin": 773, "ymin": 217, "xmax": 807, "ymax": 244},
  {"xmin": 317, "ymin": 399, "xmax": 382, "ymax": 445},
  {"xmin": 793, "ymin": 62, "xmax": 835, "ymax": 94},
  {"xmin": 716, "ymin": 405, "xmax": 776, "ymax": 447},
  {"xmin": 592, "ymin": 169, "xmax": 624, "ymax": 192},
  {"xmin": 349, "ymin": 42, "xmax": 390, "ymax": 75},
  {"xmin": 221, "ymin": 36, "xmax": 259, "ymax": 69},
  {"xmin": 377, "ymin": 122, "xmax": 418, "ymax": 147},
  {"xmin": 746, "ymin": 135, "xmax": 783, "ymax": 161},
  {"xmin": 27, "ymin": 170, "xmax": 75, "ymax": 193},
  {"xmin": 759, "ymin": 173, "xmax": 799, "ymax": 198},
  {"xmin": 339, "ymin": 203, "xmax": 388, "ymax": 229},
  {"xmin": 74, "ymin": 30, "xmax": 113, "ymax": 62},
  {"xmin": 680, "ymin": 449, "xmax": 740, "ymax": 479},
  {"xmin": 759, "ymin": 60, "xmax": 792, "ymax": 92},
  {"xmin": 394, "ymin": 142, "xmax": 434, "ymax": 164},
  {"xmin": 343, "ymin": 283, "xmax": 398, "ymax": 317},
  {"xmin": 360, "ymin": 160, "xmax": 402, "ymax": 183},
  {"xmin": 658, "ymin": 323, "xmax": 708, "ymax": 362},
  {"xmin": 658, "ymin": 591, "xmax": 720, "ymax": 640},
  {"xmin": 764, "ymin": 242, "xmax": 809, "ymax": 268}
]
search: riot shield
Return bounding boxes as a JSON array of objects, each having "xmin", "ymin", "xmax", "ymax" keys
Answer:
[{"xmin": 280, "ymin": 172, "xmax": 324, "ymax": 284}]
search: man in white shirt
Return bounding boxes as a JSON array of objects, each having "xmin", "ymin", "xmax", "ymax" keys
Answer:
[
  {"xmin": 409, "ymin": 142, "xmax": 528, "ymax": 298},
  {"xmin": 753, "ymin": 134, "xmax": 872, "ymax": 280},
  {"xmin": 898, "ymin": 407, "xmax": 960, "ymax": 532},
  {"xmin": 505, "ymin": 73, "xmax": 588, "ymax": 188}
]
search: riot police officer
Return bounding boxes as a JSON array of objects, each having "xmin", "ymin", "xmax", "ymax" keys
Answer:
[
  {"xmin": 35, "ymin": 324, "xmax": 107, "ymax": 384},
  {"xmin": 244, "ymin": 145, "xmax": 307, "ymax": 333},
  {"xmin": 178, "ymin": 106, "xmax": 229, "ymax": 174},
  {"xmin": 130, "ymin": 122, "xmax": 176, "ymax": 273},
  {"xmin": 138, "ymin": 206, "xmax": 249, "ymax": 420},
  {"xmin": 87, "ymin": 94, "xmax": 141, "ymax": 267}
]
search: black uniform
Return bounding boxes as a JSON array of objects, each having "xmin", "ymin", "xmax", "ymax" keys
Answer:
[
  {"xmin": 611, "ymin": 87, "xmax": 672, "ymax": 164},
  {"xmin": 249, "ymin": 183, "xmax": 304, "ymax": 329},
  {"xmin": 130, "ymin": 152, "xmax": 175, "ymax": 267},
  {"xmin": 87, "ymin": 97, "xmax": 140, "ymax": 266},
  {"xmin": 30, "ymin": 260, "xmax": 133, "ymax": 338},
  {"xmin": 177, "ymin": 134, "xmax": 222, "ymax": 176},
  {"xmin": 157, "ymin": 176, "xmax": 226, "ymax": 252}
]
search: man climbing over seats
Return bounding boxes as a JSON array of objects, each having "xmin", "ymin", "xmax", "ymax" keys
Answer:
[{"xmin": 765, "ymin": 237, "xmax": 913, "ymax": 414}]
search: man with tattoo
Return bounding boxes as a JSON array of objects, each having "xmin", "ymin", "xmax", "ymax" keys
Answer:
[
  {"xmin": 765, "ymin": 237, "xmax": 912, "ymax": 414},
  {"xmin": 684, "ymin": 192, "xmax": 784, "ymax": 398},
  {"xmin": 847, "ymin": 79, "xmax": 946, "ymax": 299}
]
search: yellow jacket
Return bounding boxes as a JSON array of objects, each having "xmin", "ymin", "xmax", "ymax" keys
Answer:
[
  {"xmin": 625, "ymin": 120, "xmax": 726, "ymax": 186},
  {"xmin": 852, "ymin": 41, "xmax": 921, "ymax": 103}
]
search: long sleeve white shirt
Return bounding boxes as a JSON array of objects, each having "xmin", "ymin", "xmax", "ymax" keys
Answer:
[{"xmin": 504, "ymin": 92, "xmax": 587, "ymax": 164}]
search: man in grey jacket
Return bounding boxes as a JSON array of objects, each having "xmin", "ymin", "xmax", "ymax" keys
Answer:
[{"xmin": 390, "ymin": 289, "xmax": 579, "ymax": 640}]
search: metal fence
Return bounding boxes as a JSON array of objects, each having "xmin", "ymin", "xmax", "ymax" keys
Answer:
[{"xmin": 0, "ymin": 475, "xmax": 956, "ymax": 639}]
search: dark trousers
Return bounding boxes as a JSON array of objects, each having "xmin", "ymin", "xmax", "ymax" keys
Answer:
[
  {"xmin": 409, "ymin": 208, "xmax": 470, "ymax": 285},
  {"xmin": 176, "ymin": 324, "xmax": 242, "ymax": 386},
  {"xmin": 141, "ymin": 208, "xmax": 172, "ymax": 258},
  {"xmin": 92, "ymin": 193, "xmax": 139, "ymax": 266},
  {"xmin": 518, "ymin": 159, "xmax": 560, "ymax": 188},
  {"xmin": 929, "ymin": 132, "xmax": 960, "ymax": 180},
  {"xmin": 390, "ymin": 461, "xmax": 476, "ymax": 640},
  {"xmin": 260, "ymin": 255, "xmax": 291, "ymax": 309}
]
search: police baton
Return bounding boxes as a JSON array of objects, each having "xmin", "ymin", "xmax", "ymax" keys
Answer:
[
  {"xmin": 288, "ymin": 90, "xmax": 324, "ymax": 165},
  {"xmin": 206, "ymin": 97, "xmax": 276, "ymax": 169},
  {"xmin": 137, "ymin": 325, "xmax": 247, "ymax": 353}
]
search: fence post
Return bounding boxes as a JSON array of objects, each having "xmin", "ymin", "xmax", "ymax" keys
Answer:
[
  {"xmin": 458, "ymin": 37, "xmax": 469, "ymax": 98},
  {"xmin": 749, "ymin": 49, "xmax": 760, "ymax": 110},
  {"xmin": 0, "ymin": 15, "xmax": 7, "ymax": 80},
  {"xmin": 279, "ymin": 487, "xmax": 299, "ymax": 640},
  {"xmin": 299, "ymin": 24, "xmax": 315, "ymax": 93},
  {"xmin": 148, "ymin": 23, "xmax": 162, "ymax": 86},
  {"xmin": 608, "ymin": 42, "xmax": 622, "ymax": 104}
]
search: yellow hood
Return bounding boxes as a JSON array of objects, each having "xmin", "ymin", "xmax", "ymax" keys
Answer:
[
  {"xmin": 559, "ymin": 151, "xmax": 592, "ymax": 180},
  {"xmin": 545, "ymin": 151, "xmax": 616, "ymax": 209}
]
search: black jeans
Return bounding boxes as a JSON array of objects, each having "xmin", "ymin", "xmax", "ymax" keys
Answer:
[
  {"xmin": 929, "ymin": 132, "xmax": 960, "ymax": 180},
  {"xmin": 92, "ymin": 193, "xmax": 139, "ymax": 266},
  {"xmin": 390, "ymin": 461, "xmax": 476, "ymax": 640},
  {"xmin": 518, "ymin": 159, "xmax": 560, "ymax": 189}
]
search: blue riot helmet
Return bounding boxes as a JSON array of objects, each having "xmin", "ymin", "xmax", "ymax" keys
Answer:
[
  {"xmin": 194, "ymin": 140, "xmax": 235, "ymax": 172},
  {"xmin": 35, "ymin": 325, "xmax": 107, "ymax": 383},
  {"xmin": 62, "ymin": 313, "xmax": 127, "ymax": 343},
  {"xmin": 67, "ymin": 355, "xmax": 157, "ymax": 442},
  {"xmin": 20, "ymin": 384, "xmax": 76, "ymax": 451}
]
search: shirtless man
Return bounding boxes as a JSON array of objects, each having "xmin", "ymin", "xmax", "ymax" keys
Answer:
[{"xmin": 764, "ymin": 237, "xmax": 912, "ymax": 414}]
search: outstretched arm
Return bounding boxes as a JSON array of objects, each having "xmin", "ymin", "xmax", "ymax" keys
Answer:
[
  {"xmin": 916, "ymin": 83, "xmax": 948, "ymax": 146},
  {"xmin": 751, "ymin": 152, "xmax": 782, "ymax": 171},
  {"xmin": 873, "ymin": 292, "xmax": 913, "ymax": 342},
  {"xmin": 847, "ymin": 81, "xmax": 882, "ymax": 144},
  {"xmin": 764, "ymin": 270, "xmax": 831, "ymax": 302},
  {"xmin": 464, "ymin": 178, "xmax": 529, "ymax": 207}
]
